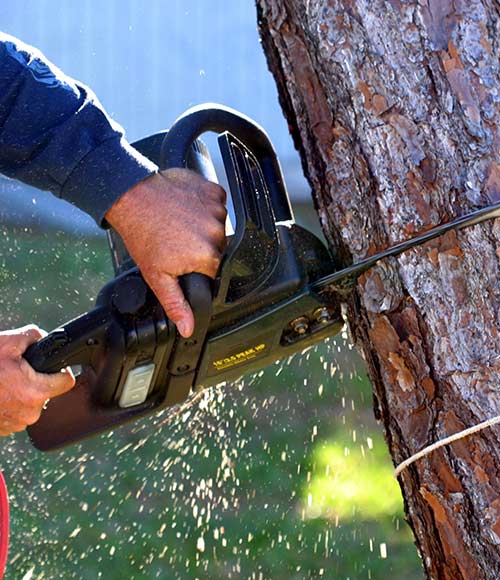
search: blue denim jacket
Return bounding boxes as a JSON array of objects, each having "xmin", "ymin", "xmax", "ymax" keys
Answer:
[{"xmin": 0, "ymin": 33, "xmax": 157, "ymax": 226}]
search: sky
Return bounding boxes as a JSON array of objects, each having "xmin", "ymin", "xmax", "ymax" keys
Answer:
[{"xmin": 0, "ymin": 1, "xmax": 311, "ymax": 232}]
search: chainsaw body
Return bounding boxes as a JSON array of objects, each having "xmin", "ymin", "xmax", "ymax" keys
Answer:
[{"xmin": 25, "ymin": 105, "xmax": 340, "ymax": 451}]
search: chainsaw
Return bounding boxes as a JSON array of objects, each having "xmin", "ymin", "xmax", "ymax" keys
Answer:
[{"xmin": 24, "ymin": 104, "xmax": 500, "ymax": 452}]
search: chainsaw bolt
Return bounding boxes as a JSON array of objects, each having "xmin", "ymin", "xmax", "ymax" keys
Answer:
[
  {"xmin": 314, "ymin": 307, "xmax": 330, "ymax": 324},
  {"xmin": 291, "ymin": 316, "xmax": 309, "ymax": 335}
]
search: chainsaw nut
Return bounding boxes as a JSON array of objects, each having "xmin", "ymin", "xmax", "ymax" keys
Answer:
[
  {"xmin": 291, "ymin": 316, "xmax": 309, "ymax": 335},
  {"xmin": 313, "ymin": 307, "xmax": 330, "ymax": 324}
]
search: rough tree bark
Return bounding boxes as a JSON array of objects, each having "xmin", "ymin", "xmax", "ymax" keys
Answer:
[{"xmin": 256, "ymin": 1, "xmax": 500, "ymax": 578}]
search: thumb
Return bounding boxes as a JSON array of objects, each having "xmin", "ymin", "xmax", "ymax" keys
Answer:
[
  {"xmin": 39, "ymin": 367, "xmax": 76, "ymax": 398},
  {"xmin": 149, "ymin": 274, "xmax": 195, "ymax": 338}
]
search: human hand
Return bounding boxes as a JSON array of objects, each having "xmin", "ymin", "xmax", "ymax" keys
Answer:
[
  {"xmin": 0, "ymin": 325, "xmax": 75, "ymax": 436},
  {"xmin": 105, "ymin": 168, "xmax": 227, "ymax": 338}
]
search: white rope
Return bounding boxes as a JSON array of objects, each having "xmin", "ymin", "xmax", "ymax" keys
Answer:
[{"xmin": 394, "ymin": 413, "xmax": 500, "ymax": 478}]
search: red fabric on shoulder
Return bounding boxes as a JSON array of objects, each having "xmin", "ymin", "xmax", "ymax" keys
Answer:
[{"xmin": 0, "ymin": 471, "xmax": 8, "ymax": 579}]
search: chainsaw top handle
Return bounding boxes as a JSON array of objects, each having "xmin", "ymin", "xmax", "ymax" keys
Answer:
[
  {"xmin": 160, "ymin": 103, "xmax": 295, "ymax": 309},
  {"xmin": 161, "ymin": 103, "xmax": 293, "ymax": 223}
]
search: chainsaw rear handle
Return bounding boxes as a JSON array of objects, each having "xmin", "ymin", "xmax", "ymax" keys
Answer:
[{"xmin": 23, "ymin": 307, "xmax": 112, "ymax": 374}]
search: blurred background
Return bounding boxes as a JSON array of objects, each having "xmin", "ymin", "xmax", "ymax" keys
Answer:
[{"xmin": 0, "ymin": 1, "xmax": 422, "ymax": 578}]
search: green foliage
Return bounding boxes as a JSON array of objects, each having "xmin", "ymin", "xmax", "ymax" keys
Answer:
[
  {"xmin": 0, "ymin": 227, "xmax": 111, "ymax": 328},
  {"xmin": 304, "ymin": 431, "xmax": 403, "ymax": 521}
]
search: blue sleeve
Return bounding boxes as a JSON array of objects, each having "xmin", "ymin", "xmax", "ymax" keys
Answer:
[{"xmin": 0, "ymin": 33, "xmax": 158, "ymax": 226}]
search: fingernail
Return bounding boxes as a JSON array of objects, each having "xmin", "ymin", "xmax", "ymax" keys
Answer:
[{"xmin": 177, "ymin": 320, "xmax": 190, "ymax": 338}]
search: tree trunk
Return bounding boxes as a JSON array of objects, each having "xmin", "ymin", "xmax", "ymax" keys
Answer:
[{"xmin": 256, "ymin": 1, "xmax": 500, "ymax": 578}]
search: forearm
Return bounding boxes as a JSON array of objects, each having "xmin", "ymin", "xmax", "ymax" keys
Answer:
[{"xmin": 0, "ymin": 32, "xmax": 157, "ymax": 225}]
